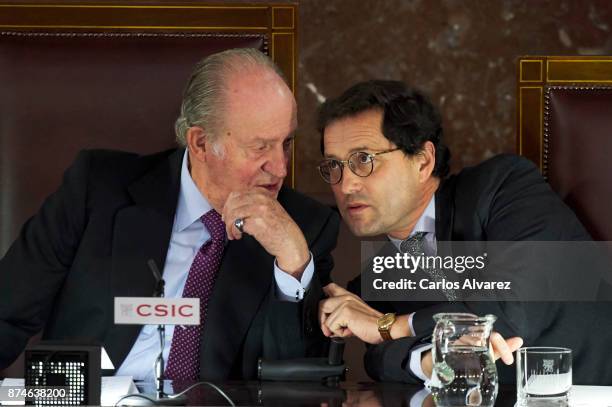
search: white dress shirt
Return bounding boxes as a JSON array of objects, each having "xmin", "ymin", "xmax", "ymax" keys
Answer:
[
  {"xmin": 388, "ymin": 196, "xmax": 436, "ymax": 383},
  {"xmin": 116, "ymin": 150, "xmax": 314, "ymax": 381}
]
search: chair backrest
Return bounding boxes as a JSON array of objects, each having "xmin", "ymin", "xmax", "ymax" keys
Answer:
[
  {"xmin": 0, "ymin": 0, "xmax": 297, "ymax": 378},
  {"xmin": 0, "ymin": 1, "xmax": 298, "ymax": 256},
  {"xmin": 517, "ymin": 56, "xmax": 612, "ymax": 241}
]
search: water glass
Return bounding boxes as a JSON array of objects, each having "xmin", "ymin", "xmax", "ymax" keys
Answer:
[{"xmin": 516, "ymin": 347, "xmax": 572, "ymax": 406}]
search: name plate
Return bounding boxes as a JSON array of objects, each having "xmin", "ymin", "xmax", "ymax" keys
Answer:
[{"xmin": 114, "ymin": 297, "xmax": 200, "ymax": 325}]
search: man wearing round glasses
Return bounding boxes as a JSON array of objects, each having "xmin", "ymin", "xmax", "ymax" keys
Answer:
[
  {"xmin": 316, "ymin": 80, "xmax": 611, "ymax": 385},
  {"xmin": 318, "ymin": 148, "xmax": 400, "ymax": 185}
]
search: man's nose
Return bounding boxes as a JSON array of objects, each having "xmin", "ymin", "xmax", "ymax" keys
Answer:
[
  {"xmin": 339, "ymin": 166, "xmax": 363, "ymax": 195},
  {"xmin": 263, "ymin": 145, "xmax": 288, "ymax": 179}
]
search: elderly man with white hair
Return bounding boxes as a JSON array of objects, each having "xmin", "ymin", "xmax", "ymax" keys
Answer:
[{"xmin": 0, "ymin": 48, "xmax": 340, "ymax": 381}]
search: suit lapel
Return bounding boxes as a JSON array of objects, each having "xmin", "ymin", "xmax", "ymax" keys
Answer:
[
  {"xmin": 199, "ymin": 234, "xmax": 273, "ymax": 380},
  {"xmin": 104, "ymin": 149, "xmax": 183, "ymax": 369}
]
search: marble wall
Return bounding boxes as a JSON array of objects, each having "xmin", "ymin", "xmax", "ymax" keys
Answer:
[{"xmin": 295, "ymin": 0, "xmax": 612, "ymax": 197}]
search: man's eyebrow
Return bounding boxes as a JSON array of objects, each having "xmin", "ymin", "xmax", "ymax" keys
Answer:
[
  {"xmin": 324, "ymin": 146, "xmax": 370, "ymax": 159},
  {"xmin": 348, "ymin": 146, "xmax": 370, "ymax": 154},
  {"xmin": 247, "ymin": 138, "xmax": 268, "ymax": 146}
]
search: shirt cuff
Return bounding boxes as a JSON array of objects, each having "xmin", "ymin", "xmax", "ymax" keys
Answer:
[
  {"xmin": 274, "ymin": 252, "xmax": 314, "ymax": 302},
  {"xmin": 409, "ymin": 387, "xmax": 432, "ymax": 407},
  {"xmin": 408, "ymin": 312, "xmax": 416, "ymax": 335},
  {"xmin": 409, "ymin": 343, "xmax": 433, "ymax": 383}
]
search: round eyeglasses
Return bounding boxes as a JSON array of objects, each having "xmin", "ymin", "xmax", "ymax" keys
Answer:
[{"xmin": 317, "ymin": 148, "xmax": 401, "ymax": 184}]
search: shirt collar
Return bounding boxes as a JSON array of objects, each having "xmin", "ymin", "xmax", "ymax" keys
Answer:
[
  {"xmin": 174, "ymin": 149, "xmax": 213, "ymax": 232},
  {"xmin": 414, "ymin": 195, "xmax": 436, "ymax": 235},
  {"xmin": 388, "ymin": 195, "xmax": 436, "ymax": 246}
]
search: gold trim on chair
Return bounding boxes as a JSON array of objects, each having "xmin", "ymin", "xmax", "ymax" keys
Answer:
[
  {"xmin": 517, "ymin": 56, "xmax": 612, "ymax": 175},
  {"xmin": 272, "ymin": 6, "xmax": 295, "ymax": 29},
  {"xmin": 518, "ymin": 86, "xmax": 543, "ymax": 165},
  {"xmin": 547, "ymin": 59, "xmax": 612, "ymax": 83},
  {"xmin": 520, "ymin": 59, "xmax": 543, "ymax": 83}
]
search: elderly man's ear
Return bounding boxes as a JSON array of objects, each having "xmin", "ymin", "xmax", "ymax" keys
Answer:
[{"xmin": 186, "ymin": 127, "xmax": 209, "ymax": 161}]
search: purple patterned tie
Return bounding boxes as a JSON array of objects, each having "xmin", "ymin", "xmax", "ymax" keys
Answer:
[{"xmin": 165, "ymin": 209, "xmax": 226, "ymax": 381}]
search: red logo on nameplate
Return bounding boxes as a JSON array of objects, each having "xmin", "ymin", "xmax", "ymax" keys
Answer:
[{"xmin": 114, "ymin": 297, "xmax": 200, "ymax": 325}]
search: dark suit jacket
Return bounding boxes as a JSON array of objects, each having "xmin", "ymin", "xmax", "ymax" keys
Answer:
[
  {"xmin": 0, "ymin": 148, "xmax": 340, "ymax": 380},
  {"xmin": 349, "ymin": 154, "xmax": 612, "ymax": 385}
]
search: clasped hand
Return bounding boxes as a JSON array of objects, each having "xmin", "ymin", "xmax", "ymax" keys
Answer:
[{"xmin": 222, "ymin": 190, "xmax": 310, "ymax": 278}]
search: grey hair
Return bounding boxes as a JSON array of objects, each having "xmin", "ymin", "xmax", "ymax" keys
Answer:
[{"xmin": 174, "ymin": 48, "xmax": 287, "ymax": 149}]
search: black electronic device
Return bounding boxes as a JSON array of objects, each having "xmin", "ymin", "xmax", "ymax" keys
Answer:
[
  {"xmin": 257, "ymin": 337, "xmax": 347, "ymax": 383},
  {"xmin": 24, "ymin": 341, "xmax": 101, "ymax": 406}
]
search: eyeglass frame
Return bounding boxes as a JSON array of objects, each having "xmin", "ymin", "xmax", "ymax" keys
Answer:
[{"xmin": 317, "ymin": 148, "xmax": 402, "ymax": 184}]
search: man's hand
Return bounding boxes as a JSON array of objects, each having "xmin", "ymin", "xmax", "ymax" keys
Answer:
[
  {"xmin": 319, "ymin": 283, "xmax": 412, "ymax": 344},
  {"xmin": 421, "ymin": 332, "xmax": 524, "ymax": 378},
  {"xmin": 222, "ymin": 190, "xmax": 309, "ymax": 278},
  {"xmin": 319, "ymin": 283, "xmax": 383, "ymax": 344},
  {"xmin": 489, "ymin": 332, "xmax": 524, "ymax": 365}
]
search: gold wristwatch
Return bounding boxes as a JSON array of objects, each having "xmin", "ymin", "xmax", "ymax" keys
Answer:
[{"xmin": 377, "ymin": 312, "xmax": 396, "ymax": 341}]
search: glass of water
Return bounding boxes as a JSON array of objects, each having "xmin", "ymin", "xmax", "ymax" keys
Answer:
[{"xmin": 516, "ymin": 347, "xmax": 572, "ymax": 406}]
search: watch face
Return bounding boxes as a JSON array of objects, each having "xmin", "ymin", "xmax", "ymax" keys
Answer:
[{"xmin": 379, "ymin": 313, "xmax": 395, "ymax": 328}]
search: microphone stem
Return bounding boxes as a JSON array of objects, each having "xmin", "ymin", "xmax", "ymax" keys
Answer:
[{"xmin": 155, "ymin": 323, "xmax": 166, "ymax": 398}]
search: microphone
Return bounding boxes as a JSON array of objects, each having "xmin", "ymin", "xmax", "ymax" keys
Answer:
[
  {"xmin": 327, "ymin": 337, "xmax": 345, "ymax": 366},
  {"xmin": 257, "ymin": 337, "xmax": 347, "ymax": 383},
  {"xmin": 112, "ymin": 260, "xmax": 191, "ymax": 405},
  {"xmin": 147, "ymin": 259, "xmax": 167, "ymax": 401},
  {"xmin": 148, "ymin": 259, "xmax": 165, "ymax": 298}
]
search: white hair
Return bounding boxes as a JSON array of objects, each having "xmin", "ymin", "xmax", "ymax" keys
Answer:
[{"xmin": 174, "ymin": 48, "xmax": 286, "ymax": 155}]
